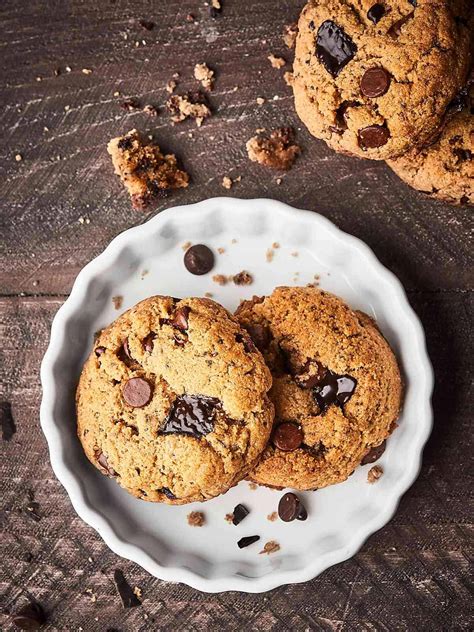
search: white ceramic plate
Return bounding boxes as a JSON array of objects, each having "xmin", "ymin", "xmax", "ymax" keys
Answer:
[{"xmin": 40, "ymin": 198, "xmax": 433, "ymax": 593}]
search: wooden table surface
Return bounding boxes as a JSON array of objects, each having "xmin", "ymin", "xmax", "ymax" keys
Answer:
[{"xmin": 1, "ymin": 1, "xmax": 472, "ymax": 630}]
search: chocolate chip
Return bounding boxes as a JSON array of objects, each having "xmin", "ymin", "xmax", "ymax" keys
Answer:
[
  {"xmin": 113, "ymin": 569, "xmax": 141, "ymax": 608},
  {"xmin": 235, "ymin": 332, "xmax": 257, "ymax": 353},
  {"xmin": 358, "ymin": 124, "xmax": 390, "ymax": 149},
  {"xmin": 237, "ymin": 535, "xmax": 260, "ymax": 549},
  {"xmin": 184, "ymin": 244, "xmax": 215, "ymax": 275},
  {"xmin": 142, "ymin": 332, "xmax": 156, "ymax": 353},
  {"xmin": 316, "ymin": 20, "xmax": 357, "ymax": 78},
  {"xmin": 232, "ymin": 504, "xmax": 249, "ymax": 525},
  {"xmin": 361, "ymin": 440, "xmax": 386, "ymax": 464},
  {"xmin": 172, "ymin": 306, "xmax": 190, "ymax": 331},
  {"xmin": 95, "ymin": 346, "xmax": 106, "ymax": 357},
  {"xmin": 360, "ymin": 67, "xmax": 391, "ymax": 98},
  {"xmin": 453, "ymin": 148, "xmax": 472, "ymax": 163},
  {"xmin": 95, "ymin": 451, "xmax": 117, "ymax": 477},
  {"xmin": 333, "ymin": 100, "xmax": 360, "ymax": 131},
  {"xmin": 162, "ymin": 394, "xmax": 221, "ymax": 438},
  {"xmin": 1, "ymin": 402, "xmax": 16, "ymax": 441},
  {"xmin": 244, "ymin": 323, "xmax": 272, "ymax": 350},
  {"xmin": 158, "ymin": 487, "xmax": 177, "ymax": 500},
  {"xmin": 278, "ymin": 492, "xmax": 307, "ymax": 522},
  {"xmin": 312, "ymin": 370, "xmax": 357, "ymax": 412},
  {"xmin": 272, "ymin": 422, "xmax": 303, "ymax": 451},
  {"xmin": 12, "ymin": 602, "xmax": 47, "ymax": 630},
  {"xmin": 122, "ymin": 377, "xmax": 153, "ymax": 408},
  {"xmin": 367, "ymin": 3, "xmax": 385, "ymax": 23},
  {"xmin": 123, "ymin": 338, "xmax": 132, "ymax": 359}
]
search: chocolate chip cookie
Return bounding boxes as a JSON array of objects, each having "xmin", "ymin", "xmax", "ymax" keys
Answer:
[
  {"xmin": 387, "ymin": 84, "xmax": 473, "ymax": 204},
  {"xmin": 293, "ymin": 0, "xmax": 472, "ymax": 160},
  {"xmin": 235, "ymin": 287, "xmax": 402, "ymax": 490},
  {"xmin": 76, "ymin": 296, "xmax": 273, "ymax": 504}
]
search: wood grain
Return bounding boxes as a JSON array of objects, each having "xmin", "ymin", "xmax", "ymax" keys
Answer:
[{"xmin": 1, "ymin": 0, "xmax": 473, "ymax": 630}]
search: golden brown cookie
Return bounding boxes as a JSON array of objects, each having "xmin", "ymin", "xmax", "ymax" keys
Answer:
[
  {"xmin": 235, "ymin": 287, "xmax": 402, "ymax": 490},
  {"xmin": 387, "ymin": 84, "xmax": 473, "ymax": 204},
  {"xmin": 76, "ymin": 296, "xmax": 273, "ymax": 504},
  {"xmin": 293, "ymin": 0, "xmax": 472, "ymax": 160}
]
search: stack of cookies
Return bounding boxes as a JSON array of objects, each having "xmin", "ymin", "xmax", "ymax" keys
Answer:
[
  {"xmin": 292, "ymin": 0, "xmax": 473, "ymax": 204},
  {"xmin": 76, "ymin": 287, "xmax": 402, "ymax": 504}
]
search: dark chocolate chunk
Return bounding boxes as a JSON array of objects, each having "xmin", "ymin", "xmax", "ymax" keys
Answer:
[
  {"xmin": 113, "ymin": 569, "xmax": 141, "ymax": 608},
  {"xmin": 95, "ymin": 451, "xmax": 117, "ymax": 477},
  {"xmin": 453, "ymin": 148, "xmax": 472, "ymax": 163},
  {"xmin": 361, "ymin": 440, "xmax": 386, "ymax": 464},
  {"xmin": 237, "ymin": 535, "xmax": 260, "ymax": 549},
  {"xmin": 122, "ymin": 377, "xmax": 153, "ymax": 408},
  {"xmin": 316, "ymin": 20, "xmax": 357, "ymax": 78},
  {"xmin": 232, "ymin": 504, "xmax": 249, "ymax": 525},
  {"xmin": 408, "ymin": 0, "xmax": 417, "ymax": 6},
  {"xmin": 184, "ymin": 244, "xmax": 215, "ymax": 275},
  {"xmin": 122, "ymin": 338, "xmax": 132, "ymax": 359},
  {"xmin": 360, "ymin": 67, "xmax": 391, "ymax": 98},
  {"xmin": 367, "ymin": 3, "xmax": 385, "ymax": 24},
  {"xmin": 172, "ymin": 306, "xmax": 190, "ymax": 331},
  {"xmin": 333, "ymin": 100, "xmax": 360, "ymax": 131},
  {"xmin": 162, "ymin": 394, "xmax": 221, "ymax": 438},
  {"xmin": 235, "ymin": 332, "xmax": 257, "ymax": 353},
  {"xmin": 312, "ymin": 370, "xmax": 357, "ymax": 412},
  {"xmin": 244, "ymin": 323, "xmax": 272, "ymax": 350},
  {"xmin": 1, "ymin": 402, "xmax": 16, "ymax": 441},
  {"xmin": 278, "ymin": 492, "xmax": 307, "ymax": 522},
  {"xmin": 158, "ymin": 487, "xmax": 177, "ymax": 500},
  {"xmin": 272, "ymin": 422, "xmax": 303, "ymax": 452},
  {"xmin": 142, "ymin": 332, "xmax": 156, "ymax": 353},
  {"xmin": 94, "ymin": 346, "xmax": 106, "ymax": 357},
  {"xmin": 358, "ymin": 124, "xmax": 390, "ymax": 149},
  {"xmin": 12, "ymin": 602, "xmax": 46, "ymax": 630}
]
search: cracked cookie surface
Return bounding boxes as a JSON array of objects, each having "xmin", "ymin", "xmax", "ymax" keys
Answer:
[
  {"xmin": 235, "ymin": 287, "xmax": 402, "ymax": 490},
  {"xmin": 293, "ymin": 0, "xmax": 472, "ymax": 160},
  {"xmin": 387, "ymin": 84, "xmax": 473, "ymax": 204},
  {"xmin": 76, "ymin": 296, "xmax": 273, "ymax": 504}
]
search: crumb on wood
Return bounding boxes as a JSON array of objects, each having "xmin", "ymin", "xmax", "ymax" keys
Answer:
[
  {"xmin": 167, "ymin": 93, "xmax": 211, "ymax": 126},
  {"xmin": 82, "ymin": 68, "xmax": 92, "ymax": 75},
  {"xmin": 112, "ymin": 295, "xmax": 123, "ymax": 310},
  {"xmin": 222, "ymin": 176, "xmax": 233, "ymax": 189},
  {"xmin": 267, "ymin": 511, "xmax": 278, "ymax": 522},
  {"xmin": 268, "ymin": 54, "xmax": 286, "ymax": 69},
  {"xmin": 368, "ymin": 465, "xmax": 384, "ymax": 483},
  {"xmin": 182, "ymin": 241, "xmax": 192, "ymax": 251},
  {"xmin": 143, "ymin": 104, "xmax": 158, "ymax": 117},
  {"xmin": 260, "ymin": 540, "xmax": 280, "ymax": 555},
  {"xmin": 256, "ymin": 97, "xmax": 265, "ymax": 106},
  {"xmin": 187, "ymin": 511, "xmax": 205, "ymax": 527},
  {"xmin": 248, "ymin": 481, "xmax": 258, "ymax": 490},
  {"xmin": 217, "ymin": 247, "xmax": 225, "ymax": 254},
  {"xmin": 15, "ymin": 154, "xmax": 23, "ymax": 162},
  {"xmin": 225, "ymin": 513, "xmax": 234, "ymax": 524},
  {"xmin": 246, "ymin": 128, "xmax": 300, "ymax": 171},
  {"xmin": 194, "ymin": 62, "xmax": 215, "ymax": 90},
  {"xmin": 233, "ymin": 270, "xmax": 253, "ymax": 286},
  {"xmin": 166, "ymin": 79, "xmax": 177, "ymax": 94},
  {"xmin": 120, "ymin": 99, "xmax": 140, "ymax": 111},
  {"xmin": 212, "ymin": 274, "xmax": 229, "ymax": 286},
  {"xmin": 133, "ymin": 586, "xmax": 143, "ymax": 599},
  {"xmin": 284, "ymin": 71, "xmax": 294, "ymax": 87},
  {"xmin": 283, "ymin": 22, "xmax": 298, "ymax": 49}
]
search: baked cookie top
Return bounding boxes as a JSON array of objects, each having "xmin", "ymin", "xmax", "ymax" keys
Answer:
[
  {"xmin": 76, "ymin": 296, "xmax": 273, "ymax": 504},
  {"xmin": 293, "ymin": 0, "xmax": 472, "ymax": 160},
  {"xmin": 387, "ymin": 84, "xmax": 473, "ymax": 205},
  {"xmin": 235, "ymin": 287, "xmax": 402, "ymax": 490}
]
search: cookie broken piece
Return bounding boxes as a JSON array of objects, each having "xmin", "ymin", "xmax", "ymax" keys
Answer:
[
  {"xmin": 167, "ymin": 92, "xmax": 211, "ymax": 126},
  {"xmin": 107, "ymin": 129, "xmax": 189, "ymax": 210},
  {"xmin": 246, "ymin": 128, "xmax": 300, "ymax": 170}
]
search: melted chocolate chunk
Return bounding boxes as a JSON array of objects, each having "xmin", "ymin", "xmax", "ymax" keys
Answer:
[
  {"xmin": 95, "ymin": 346, "xmax": 106, "ymax": 357},
  {"xmin": 361, "ymin": 440, "xmax": 386, "ymax": 464},
  {"xmin": 184, "ymin": 244, "xmax": 215, "ymax": 275},
  {"xmin": 160, "ymin": 306, "xmax": 191, "ymax": 331},
  {"xmin": 313, "ymin": 370, "xmax": 357, "ymax": 412},
  {"xmin": 237, "ymin": 535, "xmax": 260, "ymax": 549},
  {"xmin": 360, "ymin": 67, "xmax": 391, "ymax": 98},
  {"xmin": 367, "ymin": 3, "xmax": 385, "ymax": 24},
  {"xmin": 162, "ymin": 394, "xmax": 221, "ymax": 438},
  {"xmin": 12, "ymin": 602, "xmax": 47, "ymax": 630},
  {"xmin": 158, "ymin": 486, "xmax": 177, "ymax": 500},
  {"xmin": 122, "ymin": 377, "xmax": 153, "ymax": 408},
  {"xmin": 333, "ymin": 100, "xmax": 360, "ymax": 131},
  {"xmin": 235, "ymin": 332, "xmax": 257, "ymax": 353},
  {"xmin": 232, "ymin": 504, "xmax": 249, "ymax": 525},
  {"xmin": 95, "ymin": 451, "xmax": 117, "ymax": 477},
  {"xmin": 316, "ymin": 20, "xmax": 357, "ymax": 78},
  {"xmin": 142, "ymin": 332, "xmax": 156, "ymax": 353},
  {"xmin": 272, "ymin": 422, "xmax": 303, "ymax": 451},
  {"xmin": 358, "ymin": 124, "xmax": 390, "ymax": 149}
]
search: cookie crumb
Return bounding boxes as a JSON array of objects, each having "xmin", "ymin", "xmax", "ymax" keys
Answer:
[
  {"xmin": 107, "ymin": 129, "xmax": 189, "ymax": 210},
  {"xmin": 222, "ymin": 176, "xmax": 233, "ymax": 189},
  {"xmin": 187, "ymin": 511, "xmax": 205, "ymax": 527},
  {"xmin": 266, "ymin": 248, "xmax": 274, "ymax": 263},
  {"xmin": 167, "ymin": 93, "xmax": 211, "ymax": 126},
  {"xmin": 82, "ymin": 68, "xmax": 92, "ymax": 75},
  {"xmin": 268, "ymin": 54, "xmax": 286, "ymax": 69},
  {"xmin": 194, "ymin": 63, "xmax": 215, "ymax": 90},
  {"xmin": 204, "ymin": 292, "xmax": 213, "ymax": 298},
  {"xmin": 260, "ymin": 540, "xmax": 280, "ymax": 555},
  {"xmin": 291, "ymin": 251, "xmax": 299, "ymax": 257},
  {"xmin": 248, "ymin": 481, "xmax": 258, "ymax": 490},
  {"xmin": 272, "ymin": 242, "xmax": 280, "ymax": 249},
  {"xmin": 142, "ymin": 104, "xmax": 158, "ymax": 117},
  {"xmin": 182, "ymin": 241, "xmax": 192, "ymax": 251},
  {"xmin": 212, "ymin": 274, "xmax": 229, "ymax": 286},
  {"xmin": 283, "ymin": 23, "xmax": 298, "ymax": 49},
  {"xmin": 246, "ymin": 128, "xmax": 300, "ymax": 171},
  {"xmin": 225, "ymin": 512, "xmax": 234, "ymax": 524},
  {"xmin": 283, "ymin": 71, "xmax": 294, "ymax": 87},
  {"xmin": 217, "ymin": 247, "xmax": 225, "ymax": 254},
  {"xmin": 140, "ymin": 269, "xmax": 149, "ymax": 279},
  {"xmin": 133, "ymin": 586, "xmax": 143, "ymax": 599},
  {"xmin": 368, "ymin": 465, "xmax": 384, "ymax": 483},
  {"xmin": 231, "ymin": 238, "xmax": 237, "ymax": 244},
  {"xmin": 112, "ymin": 295, "xmax": 123, "ymax": 310},
  {"xmin": 233, "ymin": 271, "xmax": 253, "ymax": 286},
  {"xmin": 267, "ymin": 511, "xmax": 278, "ymax": 522}
]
